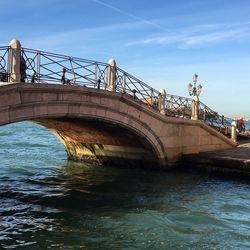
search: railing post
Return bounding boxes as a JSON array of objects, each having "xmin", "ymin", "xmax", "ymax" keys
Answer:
[
  {"xmin": 106, "ymin": 58, "xmax": 116, "ymax": 91},
  {"xmin": 191, "ymin": 95, "xmax": 199, "ymax": 120},
  {"xmin": 231, "ymin": 121, "xmax": 237, "ymax": 142},
  {"xmin": 151, "ymin": 88, "xmax": 154, "ymax": 105},
  {"xmin": 122, "ymin": 73, "xmax": 126, "ymax": 91},
  {"xmin": 95, "ymin": 64, "xmax": 98, "ymax": 88},
  {"xmin": 225, "ymin": 126, "xmax": 229, "ymax": 136},
  {"xmin": 9, "ymin": 39, "xmax": 21, "ymax": 83},
  {"xmin": 158, "ymin": 88, "xmax": 166, "ymax": 115}
]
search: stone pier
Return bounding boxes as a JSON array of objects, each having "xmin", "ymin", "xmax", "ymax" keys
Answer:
[{"xmin": 182, "ymin": 140, "xmax": 250, "ymax": 176}]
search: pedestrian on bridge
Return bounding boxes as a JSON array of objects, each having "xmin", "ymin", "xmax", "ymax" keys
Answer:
[
  {"xmin": 238, "ymin": 117, "xmax": 245, "ymax": 132},
  {"xmin": 20, "ymin": 56, "xmax": 27, "ymax": 82}
]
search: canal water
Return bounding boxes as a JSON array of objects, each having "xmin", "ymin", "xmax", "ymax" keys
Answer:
[{"xmin": 1, "ymin": 122, "xmax": 250, "ymax": 249}]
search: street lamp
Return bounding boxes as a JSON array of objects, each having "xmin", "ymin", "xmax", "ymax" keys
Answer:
[
  {"xmin": 187, "ymin": 74, "xmax": 203, "ymax": 121},
  {"xmin": 187, "ymin": 73, "xmax": 202, "ymax": 97}
]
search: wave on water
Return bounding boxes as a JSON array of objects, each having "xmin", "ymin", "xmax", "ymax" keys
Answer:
[{"xmin": 1, "ymin": 121, "xmax": 250, "ymax": 249}]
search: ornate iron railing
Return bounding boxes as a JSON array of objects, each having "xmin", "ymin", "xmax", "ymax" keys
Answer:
[
  {"xmin": 0, "ymin": 45, "xmax": 232, "ymax": 133},
  {"xmin": 198, "ymin": 101, "xmax": 231, "ymax": 132},
  {"xmin": 21, "ymin": 47, "xmax": 109, "ymax": 89},
  {"xmin": 165, "ymin": 94, "xmax": 192, "ymax": 119},
  {"xmin": 0, "ymin": 46, "xmax": 9, "ymax": 82}
]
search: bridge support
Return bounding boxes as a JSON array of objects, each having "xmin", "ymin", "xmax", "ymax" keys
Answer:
[
  {"xmin": 106, "ymin": 59, "xmax": 116, "ymax": 91},
  {"xmin": 9, "ymin": 39, "xmax": 21, "ymax": 83},
  {"xmin": 191, "ymin": 95, "xmax": 199, "ymax": 120},
  {"xmin": 158, "ymin": 88, "xmax": 166, "ymax": 115}
]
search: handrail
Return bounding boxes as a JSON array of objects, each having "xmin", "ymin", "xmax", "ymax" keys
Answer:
[
  {"xmin": 0, "ymin": 45, "xmax": 232, "ymax": 134},
  {"xmin": 0, "ymin": 46, "xmax": 10, "ymax": 82}
]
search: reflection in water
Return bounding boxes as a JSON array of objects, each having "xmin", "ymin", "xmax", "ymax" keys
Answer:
[{"xmin": 1, "ymin": 122, "xmax": 250, "ymax": 249}]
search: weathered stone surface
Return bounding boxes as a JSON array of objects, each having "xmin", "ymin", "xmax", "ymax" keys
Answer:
[
  {"xmin": 33, "ymin": 104, "xmax": 48, "ymax": 117},
  {"xmin": 35, "ymin": 118, "xmax": 161, "ymax": 169},
  {"xmin": 0, "ymin": 107, "xmax": 9, "ymax": 124},
  {"xmin": 9, "ymin": 105, "xmax": 34, "ymax": 121}
]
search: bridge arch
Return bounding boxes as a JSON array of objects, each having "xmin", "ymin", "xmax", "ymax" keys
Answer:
[{"xmin": 0, "ymin": 83, "xmax": 167, "ymax": 168}]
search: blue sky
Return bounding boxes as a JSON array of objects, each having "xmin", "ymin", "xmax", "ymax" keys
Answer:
[{"xmin": 1, "ymin": 0, "xmax": 250, "ymax": 118}]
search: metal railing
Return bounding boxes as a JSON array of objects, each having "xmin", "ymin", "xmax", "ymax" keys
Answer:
[
  {"xmin": 21, "ymin": 47, "xmax": 109, "ymax": 89},
  {"xmin": 199, "ymin": 101, "xmax": 231, "ymax": 132},
  {"xmin": 0, "ymin": 46, "xmax": 9, "ymax": 82},
  {"xmin": 0, "ymin": 45, "xmax": 232, "ymax": 133},
  {"xmin": 165, "ymin": 94, "xmax": 193, "ymax": 119}
]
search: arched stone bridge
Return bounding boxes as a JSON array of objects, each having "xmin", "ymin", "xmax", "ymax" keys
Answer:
[{"xmin": 0, "ymin": 83, "xmax": 236, "ymax": 168}]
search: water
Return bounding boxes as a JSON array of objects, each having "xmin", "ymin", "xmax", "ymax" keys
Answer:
[
  {"xmin": 245, "ymin": 121, "xmax": 250, "ymax": 131},
  {"xmin": 1, "ymin": 122, "xmax": 250, "ymax": 249}
]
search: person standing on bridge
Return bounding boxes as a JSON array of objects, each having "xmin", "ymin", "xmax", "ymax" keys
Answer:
[
  {"xmin": 238, "ymin": 117, "xmax": 245, "ymax": 132},
  {"xmin": 20, "ymin": 56, "xmax": 27, "ymax": 82}
]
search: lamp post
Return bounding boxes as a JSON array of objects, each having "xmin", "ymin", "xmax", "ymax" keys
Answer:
[
  {"xmin": 187, "ymin": 74, "xmax": 202, "ymax": 97},
  {"xmin": 187, "ymin": 74, "xmax": 203, "ymax": 120}
]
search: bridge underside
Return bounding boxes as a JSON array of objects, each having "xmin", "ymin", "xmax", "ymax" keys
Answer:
[{"xmin": 34, "ymin": 118, "xmax": 160, "ymax": 169}]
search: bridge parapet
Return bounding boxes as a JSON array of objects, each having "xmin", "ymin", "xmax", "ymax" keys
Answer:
[{"xmin": 0, "ymin": 40, "xmax": 232, "ymax": 136}]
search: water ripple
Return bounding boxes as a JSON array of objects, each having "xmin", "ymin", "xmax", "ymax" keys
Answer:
[{"xmin": 0, "ymin": 122, "xmax": 250, "ymax": 249}]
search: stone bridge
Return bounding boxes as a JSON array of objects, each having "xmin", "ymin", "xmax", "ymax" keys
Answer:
[{"xmin": 0, "ymin": 83, "xmax": 236, "ymax": 168}]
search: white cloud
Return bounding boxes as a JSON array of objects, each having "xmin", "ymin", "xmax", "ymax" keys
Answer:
[
  {"xmin": 126, "ymin": 22, "xmax": 250, "ymax": 48},
  {"xmin": 92, "ymin": 0, "xmax": 166, "ymax": 31},
  {"xmin": 21, "ymin": 21, "xmax": 146, "ymax": 52}
]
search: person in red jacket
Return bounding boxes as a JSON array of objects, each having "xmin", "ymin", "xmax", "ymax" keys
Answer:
[{"xmin": 238, "ymin": 117, "xmax": 245, "ymax": 132}]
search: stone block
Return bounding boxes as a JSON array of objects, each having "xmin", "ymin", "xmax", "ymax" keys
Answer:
[
  {"xmin": 68, "ymin": 104, "xmax": 80, "ymax": 115},
  {"xmin": 141, "ymin": 115, "xmax": 159, "ymax": 131},
  {"xmin": 119, "ymin": 115, "xmax": 130, "ymax": 126},
  {"xmin": 0, "ymin": 92, "xmax": 21, "ymax": 106},
  {"xmin": 33, "ymin": 104, "xmax": 48, "ymax": 117},
  {"xmin": 199, "ymin": 135, "xmax": 212, "ymax": 146},
  {"xmin": 95, "ymin": 107, "xmax": 107, "ymax": 118},
  {"xmin": 81, "ymin": 94, "xmax": 90, "ymax": 103},
  {"xmin": 63, "ymin": 93, "xmax": 82, "ymax": 102},
  {"xmin": 211, "ymin": 136, "xmax": 224, "ymax": 145},
  {"xmin": 182, "ymin": 135, "xmax": 200, "ymax": 147},
  {"xmin": 90, "ymin": 95, "xmax": 101, "ymax": 105},
  {"xmin": 165, "ymin": 136, "xmax": 182, "ymax": 148},
  {"xmin": 149, "ymin": 119, "xmax": 164, "ymax": 135},
  {"xmin": 0, "ymin": 94, "xmax": 10, "ymax": 106},
  {"xmin": 9, "ymin": 106, "xmax": 34, "ymax": 121},
  {"xmin": 105, "ymin": 109, "xmax": 121, "ymax": 122},
  {"xmin": 21, "ymin": 92, "xmax": 43, "ymax": 103},
  {"xmin": 0, "ymin": 108, "xmax": 9, "ymax": 124},
  {"xmin": 129, "ymin": 108, "xmax": 141, "ymax": 120},
  {"xmin": 79, "ymin": 105, "xmax": 96, "ymax": 117},
  {"xmin": 47, "ymin": 104, "xmax": 68, "ymax": 116},
  {"xmin": 42, "ymin": 93, "xmax": 57, "ymax": 101},
  {"xmin": 119, "ymin": 102, "xmax": 129, "ymax": 114},
  {"xmin": 157, "ymin": 124, "xmax": 169, "ymax": 137},
  {"xmin": 180, "ymin": 125, "xmax": 199, "ymax": 136},
  {"xmin": 123, "ymin": 117, "xmax": 140, "ymax": 132},
  {"xmin": 164, "ymin": 124, "xmax": 180, "ymax": 136},
  {"xmin": 100, "ymin": 97, "xmax": 120, "ymax": 109}
]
